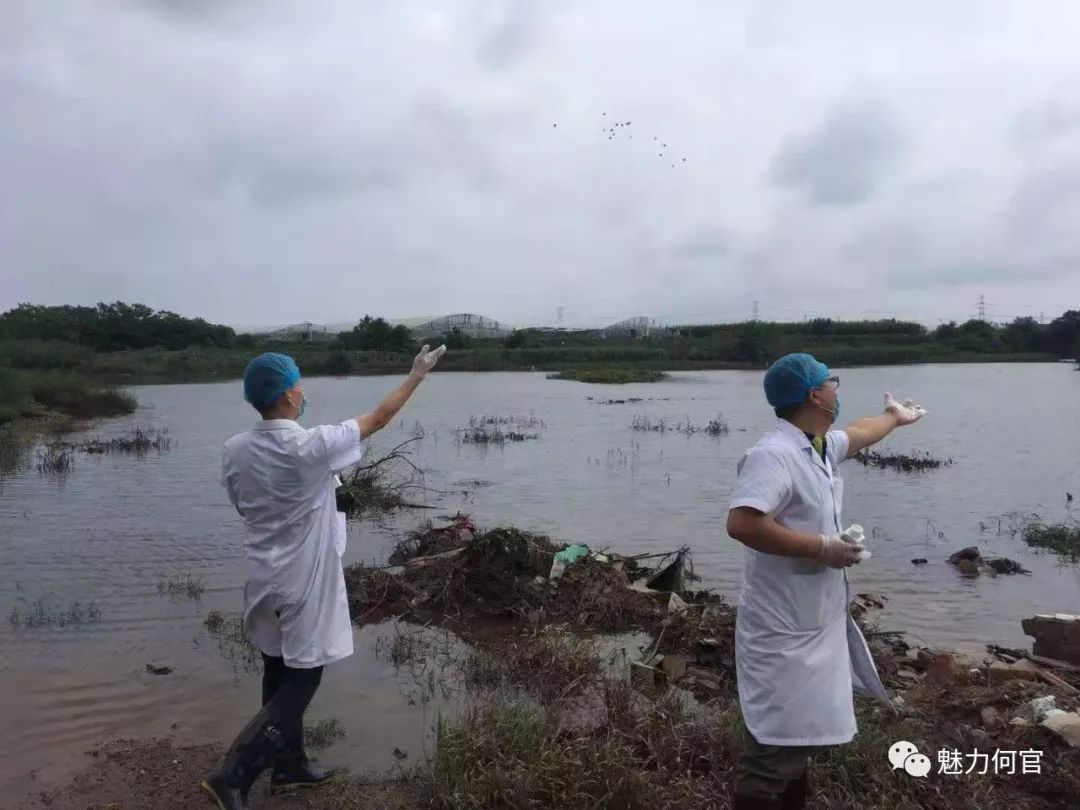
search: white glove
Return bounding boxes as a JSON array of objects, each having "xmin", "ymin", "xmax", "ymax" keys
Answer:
[
  {"xmin": 816, "ymin": 534, "xmax": 863, "ymax": 568},
  {"xmin": 411, "ymin": 344, "xmax": 447, "ymax": 378},
  {"xmin": 884, "ymin": 392, "xmax": 926, "ymax": 425}
]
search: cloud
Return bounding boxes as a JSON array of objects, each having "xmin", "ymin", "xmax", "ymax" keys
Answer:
[
  {"xmin": 770, "ymin": 100, "xmax": 905, "ymax": 206},
  {"xmin": 671, "ymin": 227, "xmax": 732, "ymax": 260},
  {"xmin": 474, "ymin": 0, "xmax": 548, "ymax": 69},
  {"xmin": 3, "ymin": 1, "xmax": 1080, "ymax": 328},
  {"xmin": 1011, "ymin": 101, "xmax": 1080, "ymax": 143}
]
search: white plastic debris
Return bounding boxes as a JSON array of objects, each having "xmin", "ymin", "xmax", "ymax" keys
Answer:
[
  {"xmin": 1030, "ymin": 695, "xmax": 1057, "ymax": 723},
  {"xmin": 1042, "ymin": 711, "xmax": 1080, "ymax": 747}
]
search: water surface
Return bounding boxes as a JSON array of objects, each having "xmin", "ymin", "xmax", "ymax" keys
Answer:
[{"xmin": 2, "ymin": 365, "xmax": 1078, "ymax": 794}]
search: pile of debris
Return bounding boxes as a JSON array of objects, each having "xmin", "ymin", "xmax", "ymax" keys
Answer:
[
  {"xmin": 633, "ymin": 602, "xmax": 737, "ymax": 699},
  {"xmin": 948, "ymin": 546, "xmax": 1031, "ymax": 577},
  {"xmin": 851, "ymin": 595, "xmax": 1080, "ymax": 750},
  {"xmin": 344, "ymin": 516, "xmax": 710, "ymax": 634}
]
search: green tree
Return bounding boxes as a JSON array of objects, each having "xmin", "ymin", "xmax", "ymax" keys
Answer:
[
  {"xmin": 733, "ymin": 322, "xmax": 772, "ymax": 363},
  {"xmin": 0, "ymin": 302, "xmax": 234, "ymax": 351},
  {"xmin": 1046, "ymin": 310, "xmax": 1080, "ymax": 358},
  {"xmin": 337, "ymin": 316, "xmax": 412, "ymax": 352},
  {"xmin": 444, "ymin": 327, "xmax": 470, "ymax": 350},
  {"xmin": 323, "ymin": 350, "xmax": 353, "ymax": 377},
  {"xmin": 933, "ymin": 321, "xmax": 959, "ymax": 341},
  {"xmin": 1001, "ymin": 316, "xmax": 1042, "ymax": 353}
]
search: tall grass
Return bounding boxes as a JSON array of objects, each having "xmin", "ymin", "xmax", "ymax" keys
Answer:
[{"xmin": 24, "ymin": 372, "xmax": 136, "ymax": 419}]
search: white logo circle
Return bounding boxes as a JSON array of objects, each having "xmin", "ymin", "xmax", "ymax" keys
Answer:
[
  {"xmin": 888, "ymin": 740, "xmax": 919, "ymax": 770},
  {"xmin": 904, "ymin": 753, "xmax": 932, "ymax": 778}
]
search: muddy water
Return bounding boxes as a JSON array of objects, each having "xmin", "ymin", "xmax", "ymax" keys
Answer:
[{"xmin": 2, "ymin": 365, "xmax": 1079, "ymax": 794}]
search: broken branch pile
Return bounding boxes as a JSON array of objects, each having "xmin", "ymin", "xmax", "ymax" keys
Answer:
[{"xmin": 345, "ymin": 517, "xmax": 715, "ymax": 635}]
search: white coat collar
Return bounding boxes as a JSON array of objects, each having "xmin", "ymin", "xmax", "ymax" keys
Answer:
[
  {"xmin": 774, "ymin": 419, "xmax": 828, "ymax": 472},
  {"xmin": 253, "ymin": 419, "xmax": 297, "ymax": 431}
]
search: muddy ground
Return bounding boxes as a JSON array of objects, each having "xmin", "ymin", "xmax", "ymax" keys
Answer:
[
  {"xmin": 17, "ymin": 738, "xmax": 418, "ymax": 810},
  {"xmin": 17, "ymin": 518, "xmax": 1080, "ymax": 810}
]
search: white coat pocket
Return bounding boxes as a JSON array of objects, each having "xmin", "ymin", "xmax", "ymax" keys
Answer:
[{"xmin": 789, "ymin": 566, "xmax": 828, "ymax": 630}]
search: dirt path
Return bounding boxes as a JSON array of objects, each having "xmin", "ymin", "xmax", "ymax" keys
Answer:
[{"xmin": 16, "ymin": 738, "xmax": 419, "ymax": 810}]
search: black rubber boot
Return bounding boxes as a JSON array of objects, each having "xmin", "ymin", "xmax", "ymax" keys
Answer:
[
  {"xmin": 270, "ymin": 751, "xmax": 335, "ymax": 790},
  {"xmin": 732, "ymin": 794, "xmax": 783, "ymax": 810},
  {"xmin": 781, "ymin": 774, "xmax": 807, "ymax": 810},
  {"xmin": 200, "ymin": 707, "xmax": 289, "ymax": 810}
]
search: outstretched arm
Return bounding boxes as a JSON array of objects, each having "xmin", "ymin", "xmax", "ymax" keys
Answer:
[
  {"xmin": 844, "ymin": 393, "xmax": 926, "ymax": 457},
  {"xmin": 355, "ymin": 345, "xmax": 446, "ymax": 438}
]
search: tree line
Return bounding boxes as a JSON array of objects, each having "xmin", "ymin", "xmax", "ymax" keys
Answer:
[
  {"xmin": 2, "ymin": 303, "xmax": 1079, "ymax": 369},
  {"xmin": 0, "ymin": 303, "xmax": 235, "ymax": 352}
]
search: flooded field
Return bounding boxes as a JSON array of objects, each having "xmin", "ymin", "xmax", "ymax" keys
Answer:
[{"xmin": 2, "ymin": 364, "xmax": 1079, "ymax": 795}]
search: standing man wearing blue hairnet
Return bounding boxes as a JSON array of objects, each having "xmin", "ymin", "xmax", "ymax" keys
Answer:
[
  {"xmin": 726, "ymin": 353, "xmax": 926, "ymax": 810},
  {"xmin": 201, "ymin": 345, "xmax": 446, "ymax": 810}
]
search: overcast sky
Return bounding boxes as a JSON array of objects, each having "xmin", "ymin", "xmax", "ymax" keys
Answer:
[{"xmin": 3, "ymin": 1, "xmax": 1080, "ymax": 329}]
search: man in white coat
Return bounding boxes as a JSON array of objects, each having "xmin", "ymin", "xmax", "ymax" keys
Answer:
[
  {"xmin": 201, "ymin": 345, "xmax": 446, "ymax": 810},
  {"xmin": 726, "ymin": 353, "xmax": 925, "ymax": 810}
]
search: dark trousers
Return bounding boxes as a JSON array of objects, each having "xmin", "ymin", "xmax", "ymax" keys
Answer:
[
  {"xmin": 259, "ymin": 653, "xmax": 323, "ymax": 757},
  {"xmin": 734, "ymin": 725, "xmax": 813, "ymax": 801}
]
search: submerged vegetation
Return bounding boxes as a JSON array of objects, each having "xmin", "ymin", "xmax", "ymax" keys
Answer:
[
  {"xmin": 851, "ymin": 449, "xmax": 954, "ymax": 472},
  {"xmin": 630, "ymin": 413, "xmax": 731, "ymax": 436},
  {"xmin": 36, "ymin": 439, "xmax": 74, "ymax": 478},
  {"xmin": 1022, "ymin": 522, "xmax": 1080, "ymax": 565},
  {"xmin": 548, "ymin": 368, "xmax": 668, "ymax": 384},
  {"xmin": 9, "ymin": 595, "xmax": 102, "ymax": 628},
  {"xmin": 81, "ymin": 426, "xmax": 171, "ymax": 456},
  {"xmin": 335, "ymin": 437, "xmax": 433, "ymax": 517},
  {"xmin": 157, "ymin": 573, "xmax": 206, "ymax": 601},
  {"xmin": 204, "ymin": 610, "xmax": 262, "ymax": 674},
  {"xmin": 303, "ymin": 718, "xmax": 346, "ymax": 752},
  {"xmin": 456, "ymin": 415, "xmax": 543, "ymax": 445}
]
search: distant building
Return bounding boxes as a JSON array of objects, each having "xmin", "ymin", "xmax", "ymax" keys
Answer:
[
  {"xmin": 263, "ymin": 322, "xmax": 334, "ymax": 342},
  {"xmin": 599, "ymin": 316, "xmax": 662, "ymax": 338},
  {"xmin": 401, "ymin": 313, "xmax": 512, "ymax": 339}
]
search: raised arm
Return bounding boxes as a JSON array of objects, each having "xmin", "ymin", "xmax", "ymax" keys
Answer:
[
  {"xmin": 355, "ymin": 345, "xmax": 446, "ymax": 438},
  {"xmin": 843, "ymin": 393, "xmax": 926, "ymax": 458}
]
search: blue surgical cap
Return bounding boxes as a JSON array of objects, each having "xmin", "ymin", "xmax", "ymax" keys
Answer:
[
  {"xmin": 763, "ymin": 353, "xmax": 829, "ymax": 409},
  {"xmin": 243, "ymin": 353, "xmax": 301, "ymax": 409}
]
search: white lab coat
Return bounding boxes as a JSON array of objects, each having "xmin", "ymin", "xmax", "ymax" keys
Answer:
[
  {"xmin": 730, "ymin": 419, "xmax": 888, "ymax": 746},
  {"xmin": 222, "ymin": 418, "xmax": 365, "ymax": 669}
]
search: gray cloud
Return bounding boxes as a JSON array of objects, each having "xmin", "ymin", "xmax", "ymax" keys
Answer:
[
  {"xmin": 671, "ymin": 227, "xmax": 732, "ymax": 260},
  {"xmin": 1011, "ymin": 101, "xmax": 1080, "ymax": 144},
  {"xmin": 3, "ymin": 1, "xmax": 1080, "ymax": 328},
  {"xmin": 474, "ymin": 0, "xmax": 547, "ymax": 69},
  {"xmin": 770, "ymin": 100, "xmax": 905, "ymax": 206}
]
